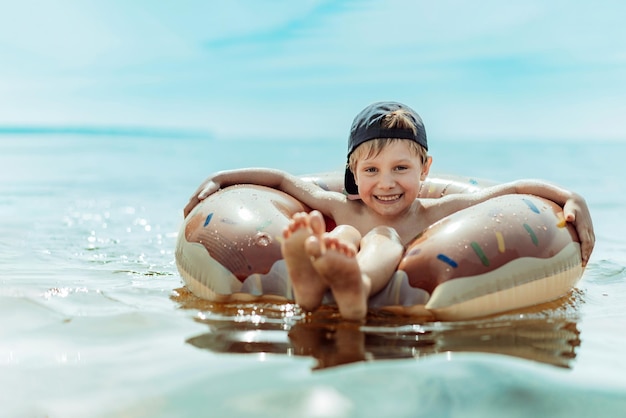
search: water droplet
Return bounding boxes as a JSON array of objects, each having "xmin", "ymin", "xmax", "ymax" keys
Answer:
[{"xmin": 254, "ymin": 232, "xmax": 272, "ymax": 247}]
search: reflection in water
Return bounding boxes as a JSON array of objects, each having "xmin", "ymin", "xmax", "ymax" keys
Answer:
[{"xmin": 173, "ymin": 288, "xmax": 582, "ymax": 370}]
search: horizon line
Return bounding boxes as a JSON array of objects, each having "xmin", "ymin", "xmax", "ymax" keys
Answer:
[{"xmin": 0, "ymin": 125, "xmax": 212, "ymax": 139}]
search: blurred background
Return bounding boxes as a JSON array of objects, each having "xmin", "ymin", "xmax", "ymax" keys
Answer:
[{"xmin": 1, "ymin": 0, "xmax": 625, "ymax": 143}]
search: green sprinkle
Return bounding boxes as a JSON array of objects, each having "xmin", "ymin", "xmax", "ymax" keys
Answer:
[
  {"xmin": 256, "ymin": 219, "xmax": 272, "ymax": 232},
  {"xmin": 471, "ymin": 242, "xmax": 490, "ymax": 266},
  {"xmin": 523, "ymin": 223, "xmax": 539, "ymax": 246}
]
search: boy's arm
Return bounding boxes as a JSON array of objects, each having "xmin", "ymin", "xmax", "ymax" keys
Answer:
[
  {"xmin": 511, "ymin": 180, "xmax": 595, "ymax": 266},
  {"xmin": 426, "ymin": 180, "xmax": 595, "ymax": 266},
  {"xmin": 183, "ymin": 168, "xmax": 342, "ymax": 218}
]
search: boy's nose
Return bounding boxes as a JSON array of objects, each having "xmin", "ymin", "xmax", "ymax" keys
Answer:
[{"xmin": 379, "ymin": 172, "xmax": 396, "ymax": 188}]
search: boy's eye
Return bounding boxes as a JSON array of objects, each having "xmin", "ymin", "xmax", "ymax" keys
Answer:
[
  {"xmin": 364, "ymin": 167, "xmax": 377, "ymax": 173},
  {"xmin": 395, "ymin": 165, "xmax": 409, "ymax": 171}
]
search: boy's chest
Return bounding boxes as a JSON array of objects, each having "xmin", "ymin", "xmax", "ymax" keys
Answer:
[{"xmin": 335, "ymin": 208, "xmax": 427, "ymax": 246}]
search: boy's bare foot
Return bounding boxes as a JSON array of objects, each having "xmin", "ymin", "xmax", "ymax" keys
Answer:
[
  {"xmin": 281, "ymin": 211, "xmax": 328, "ymax": 311},
  {"xmin": 305, "ymin": 234, "xmax": 369, "ymax": 321}
]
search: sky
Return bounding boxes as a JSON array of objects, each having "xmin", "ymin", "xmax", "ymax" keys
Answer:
[{"xmin": 1, "ymin": 0, "xmax": 625, "ymax": 142}]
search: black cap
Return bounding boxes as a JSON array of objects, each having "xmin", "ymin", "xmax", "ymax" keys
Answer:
[{"xmin": 344, "ymin": 101, "xmax": 427, "ymax": 195}]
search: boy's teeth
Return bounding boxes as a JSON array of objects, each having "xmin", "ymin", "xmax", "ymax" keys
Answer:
[{"xmin": 378, "ymin": 195, "xmax": 399, "ymax": 201}]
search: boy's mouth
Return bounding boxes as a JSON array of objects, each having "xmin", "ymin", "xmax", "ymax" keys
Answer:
[{"xmin": 375, "ymin": 194, "xmax": 402, "ymax": 202}]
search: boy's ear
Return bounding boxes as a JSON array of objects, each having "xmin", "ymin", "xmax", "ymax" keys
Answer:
[{"xmin": 421, "ymin": 156, "xmax": 433, "ymax": 180}]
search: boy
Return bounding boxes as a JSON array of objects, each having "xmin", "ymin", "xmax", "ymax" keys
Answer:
[{"xmin": 184, "ymin": 102, "xmax": 595, "ymax": 320}]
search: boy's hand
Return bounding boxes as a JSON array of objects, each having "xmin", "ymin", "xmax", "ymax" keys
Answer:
[
  {"xmin": 562, "ymin": 193, "xmax": 595, "ymax": 267},
  {"xmin": 183, "ymin": 179, "xmax": 221, "ymax": 218}
]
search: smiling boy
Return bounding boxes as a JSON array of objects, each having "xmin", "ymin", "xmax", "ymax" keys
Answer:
[{"xmin": 184, "ymin": 101, "xmax": 595, "ymax": 320}]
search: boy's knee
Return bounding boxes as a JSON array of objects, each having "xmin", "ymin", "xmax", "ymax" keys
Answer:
[
  {"xmin": 364, "ymin": 226, "xmax": 401, "ymax": 243},
  {"xmin": 330, "ymin": 225, "xmax": 362, "ymax": 243}
]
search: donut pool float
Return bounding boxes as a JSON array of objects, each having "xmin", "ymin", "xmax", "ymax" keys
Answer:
[{"xmin": 175, "ymin": 173, "xmax": 583, "ymax": 320}]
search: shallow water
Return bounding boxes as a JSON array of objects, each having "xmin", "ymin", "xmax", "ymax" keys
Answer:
[{"xmin": 1, "ymin": 135, "xmax": 626, "ymax": 417}]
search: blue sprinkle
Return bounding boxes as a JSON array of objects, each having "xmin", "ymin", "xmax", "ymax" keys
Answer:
[
  {"xmin": 522, "ymin": 198, "xmax": 540, "ymax": 214},
  {"xmin": 204, "ymin": 213, "xmax": 213, "ymax": 227},
  {"xmin": 437, "ymin": 254, "xmax": 458, "ymax": 268}
]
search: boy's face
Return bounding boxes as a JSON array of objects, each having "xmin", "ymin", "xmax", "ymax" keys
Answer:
[{"xmin": 354, "ymin": 141, "xmax": 430, "ymax": 217}]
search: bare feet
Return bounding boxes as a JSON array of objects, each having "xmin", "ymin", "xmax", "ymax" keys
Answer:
[
  {"xmin": 281, "ymin": 211, "xmax": 328, "ymax": 311},
  {"xmin": 305, "ymin": 234, "xmax": 369, "ymax": 321},
  {"xmin": 282, "ymin": 211, "xmax": 372, "ymax": 320}
]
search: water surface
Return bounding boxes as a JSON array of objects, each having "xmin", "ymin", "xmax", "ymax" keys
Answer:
[{"xmin": 1, "ymin": 135, "xmax": 625, "ymax": 417}]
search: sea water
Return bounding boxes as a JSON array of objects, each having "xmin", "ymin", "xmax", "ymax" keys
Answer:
[{"xmin": 1, "ymin": 134, "xmax": 626, "ymax": 417}]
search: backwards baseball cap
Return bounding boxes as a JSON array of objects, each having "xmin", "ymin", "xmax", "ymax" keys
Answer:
[{"xmin": 344, "ymin": 101, "xmax": 428, "ymax": 195}]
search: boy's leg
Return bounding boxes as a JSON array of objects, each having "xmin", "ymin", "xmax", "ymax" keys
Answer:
[
  {"xmin": 306, "ymin": 226, "xmax": 403, "ymax": 320},
  {"xmin": 326, "ymin": 224, "xmax": 361, "ymax": 248},
  {"xmin": 357, "ymin": 226, "xmax": 404, "ymax": 295},
  {"xmin": 281, "ymin": 211, "xmax": 329, "ymax": 311},
  {"xmin": 305, "ymin": 233, "xmax": 365, "ymax": 320}
]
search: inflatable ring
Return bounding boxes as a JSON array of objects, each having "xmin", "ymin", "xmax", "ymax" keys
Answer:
[{"xmin": 175, "ymin": 173, "xmax": 583, "ymax": 320}]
